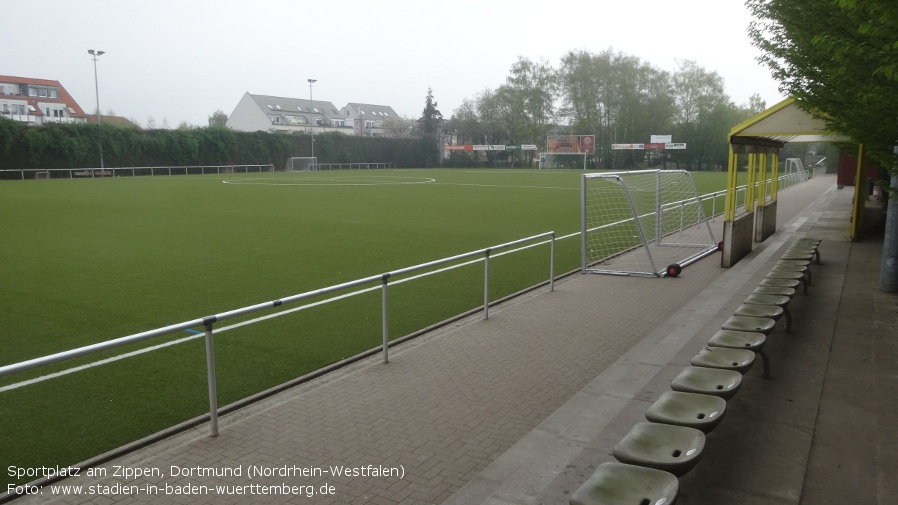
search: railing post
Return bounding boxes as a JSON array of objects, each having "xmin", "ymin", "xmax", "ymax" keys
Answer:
[
  {"xmin": 550, "ymin": 233, "xmax": 556, "ymax": 292},
  {"xmin": 381, "ymin": 274, "xmax": 390, "ymax": 363},
  {"xmin": 483, "ymin": 249, "xmax": 491, "ymax": 319},
  {"xmin": 203, "ymin": 319, "xmax": 219, "ymax": 437}
]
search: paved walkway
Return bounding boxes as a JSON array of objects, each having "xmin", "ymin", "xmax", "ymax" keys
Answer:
[{"xmin": 13, "ymin": 175, "xmax": 897, "ymax": 504}]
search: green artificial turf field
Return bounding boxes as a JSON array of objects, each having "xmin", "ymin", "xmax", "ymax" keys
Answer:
[{"xmin": 0, "ymin": 168, "xmax": 731, "ymax": 487}]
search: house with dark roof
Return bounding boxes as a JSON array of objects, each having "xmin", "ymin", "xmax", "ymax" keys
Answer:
[
  {"xmin": 226, "ymin": 93, "xmax": 399, "ymax": 137},
  {"xmin": 226, "ymin": 92, "xmax": 352, "ymax": 134},
  {"xmin": 341, "ymin": 103, "xmax": 399, "ymax": 137},
  {"xmin": 0, "ymin": 75, "xmax": 87, "ymax": 125}
]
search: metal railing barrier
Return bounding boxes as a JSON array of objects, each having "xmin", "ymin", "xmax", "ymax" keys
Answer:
[{"xmin": 0, "ymin": 231, "xmax": 555, "ymax": 436}]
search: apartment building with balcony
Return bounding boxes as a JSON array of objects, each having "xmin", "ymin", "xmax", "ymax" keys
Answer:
[
  {"xmin": 0, "ymin": 75, "xmax": 87, "ymax": 125},
  {"xmin": 226, "ymin": 93, "xmax": 399, "ymax": 137},
  {"xmin": 227, "ymin": 93, "xmax": 352, "ymax": 134},
  {"xmin": 341, "ymin": 103, "xmax": 399, "ymax": 137}
]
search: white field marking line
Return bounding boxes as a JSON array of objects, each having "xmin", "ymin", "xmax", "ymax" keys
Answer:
[
  {"xmin": 435, "ymin": 182, "xmax": 577, "ymax": 191},
  {"xmin": 464, "ymin": 170, "xmax": 574, "ymax": 175},
  {"xmin": 222, "ymin": 177, "xmax": 435, "ymax": 186},
  {"xmin": 0, "ymin": 234, "xmax": 579, "ymax": 392}
]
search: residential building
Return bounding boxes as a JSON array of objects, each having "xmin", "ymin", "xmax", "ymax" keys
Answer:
[
  {"xmin": 340, "ymin": 103, "xmax": 399, "ymax": 137},
  {"xmin": 0, "ymin": 75, "xmax": 87, "ymax": 125},
  {"xmin": 226, "ymin": 92, "xmax": 352, "ymax": 134}
]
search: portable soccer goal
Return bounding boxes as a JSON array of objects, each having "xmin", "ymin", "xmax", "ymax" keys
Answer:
[
  {"xmin": 581, "ymin": 169, "xmax": 719, "ymax": 277},
  {"xmin": 286, "ymin": 157, "xmax": 317, "ymax": 171}
]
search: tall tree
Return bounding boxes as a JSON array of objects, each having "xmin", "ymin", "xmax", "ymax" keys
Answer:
[
  {"xmin": 418, "ymin": 87, "xmax": 443, "ymax": 167},
  {"xmin": 746, "ymin": 0, "xmax": 898, "ymax": 167},
  {"xmin": 500, "ymin": 57, "xmax": 557, "ymax": 163},
  {"xmin": 671, "ymin": 60, "xmax": 737, "ymax": 170}
]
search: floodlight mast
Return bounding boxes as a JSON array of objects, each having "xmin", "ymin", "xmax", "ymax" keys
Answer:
[
  {"xmin": 308, "ymin": 78, "xmax": 317, "ymax": 161},
  {"xmin": 88, "ymin": 49, "xmax": 106, "ymax": 171}
]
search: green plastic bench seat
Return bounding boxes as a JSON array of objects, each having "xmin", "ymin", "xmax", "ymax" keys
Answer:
[
  {"xmin": 613, "ymin": 422, "xmax": 706, "ymax": 476},
  {"xmin": 670, "ymin": 366, "xmax": 742, "ymax": 400},
  {"xmin": 752, "ymin": 285, "xmax": 797, "ymax": 298},
  {"xmin": 759, "ymin": 277, "xmax": 806, "ymax": 294},
  {"xmin": 782, "ymin": 248, "xmax": 820, "ymax": 264},
  {"xmin": 691, "ymin": 346, "xmax": 755, "ymax": 374},
  {"xmin": 733, "ymin": 303, "xmax": 783, "ymax": 320},
  {"xmin": 708, "ymin": 329, "xmax": 770, "ymax": 378},
  {"xmin": 773, "ymin": 261, "xmax": 812, "ymax": 285},
  {"xmin": 766, "ymin": 268, "xmax": 809, "ymax": 293},
  {"xmin": 721, "ymin": 315, "xmax": 777, "ymax": 335},
  {"xmin": 744, "ymin": 294, "xmax": 792, "ymax": 331},
  {"xmin": 645, "ymin": 390, "xmax": 727, "ymax": 433},
  {"xmin": 569, "ymin": 462, "xmax": 678, "ymax": 505},
  {"xmin": 766, "ymin": 269, "xmax": 805, "ymax": 280}
]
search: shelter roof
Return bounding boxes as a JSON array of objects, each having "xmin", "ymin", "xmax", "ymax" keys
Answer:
[{"xmin": 729, "ymin": 97, "xmax": 851, "ymax": 147}]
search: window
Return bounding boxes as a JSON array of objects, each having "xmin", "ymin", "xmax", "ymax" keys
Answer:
[
  {"xmin": 28, "ymin": 87, "xmax": 37, "ymax": 97},
  {"xmin": 39, "ymin": 88, "xmax": 48, "ymax": 98},
  {"xmin": 27, "ymin": 104, "xmax": 36, "ymax": 112},
  {"xmin": 49, "ymin": 89, "xmax": 58, "ymax": 99}
]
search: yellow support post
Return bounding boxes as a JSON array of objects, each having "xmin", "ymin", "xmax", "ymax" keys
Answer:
[
  {"xmin": 746, "ymin": 151, "xmax": 757, "ymax": 213},
  {"xmin": 758, "ymin": 149, "xmax": 768, "ymax": 204},
  {"xmin": 725, "ymin": 144, "xmax": 738, "ymax": 221},
  {"xmin": 770, "ymin": 150, "xmax": 779, "ymax": 201}
]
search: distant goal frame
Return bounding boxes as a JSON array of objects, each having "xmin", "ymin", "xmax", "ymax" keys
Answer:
[{"xmin": 286, "ymin": 157, "xmax": 318, "ymax": 172}]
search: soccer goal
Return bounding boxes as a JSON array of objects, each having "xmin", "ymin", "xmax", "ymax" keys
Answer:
[
  {"xmin": 286, "ymin": 157, "xmax": 317, "ymax": 172},
  {"xmin": 581, "ymin": 169, "xmax": 719, "ymax": 277}
]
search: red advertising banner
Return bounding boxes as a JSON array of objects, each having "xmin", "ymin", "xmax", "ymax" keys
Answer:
[
  {"xmin": 644, "ymin": 143, "xmax": 665, "ymax": 150},
  {"xmin": 444, "ymin": 145, "xmax": 473, "ymax": 151}
]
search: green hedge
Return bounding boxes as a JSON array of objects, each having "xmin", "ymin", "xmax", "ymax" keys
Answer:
[{"xmin": 0, "ymin": 117, "xmax": 429, "ymax": 169}]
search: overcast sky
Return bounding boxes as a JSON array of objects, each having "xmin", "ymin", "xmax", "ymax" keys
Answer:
[{"xmin": 3, "ymin": 0, "xmax": 786, "ymax": 128}]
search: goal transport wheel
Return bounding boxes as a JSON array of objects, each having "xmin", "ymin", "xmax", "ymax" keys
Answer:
[{"xmin": 666, "ymin": 264, "xmax": 682, "ymax": 277}]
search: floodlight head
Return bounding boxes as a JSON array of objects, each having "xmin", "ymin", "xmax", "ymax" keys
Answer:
[
  {"xmin": 308, "ymin": 79, "xmax": 317, "ymax": 84},
  {"xmin": 88, "ymin": 49, "xmax": 105, "ymax": 56}
]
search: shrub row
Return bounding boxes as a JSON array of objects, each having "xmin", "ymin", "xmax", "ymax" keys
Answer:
[{"xmin": 0, "ymin": 117, "xmax": 431, "ymax": 170}]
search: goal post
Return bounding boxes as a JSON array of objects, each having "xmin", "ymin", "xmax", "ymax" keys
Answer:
[
  {"xmin": 581, "ymin": 169, "xmax": 719, "ymax": 277},
  {"xmin": 286, "ymin": 157, "xmax": 317, "ymax": 171}
]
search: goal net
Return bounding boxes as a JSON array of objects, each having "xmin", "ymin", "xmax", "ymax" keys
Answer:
[
  {"xmin": 581, "ymin": 169, "xmax": 718, "ymax": 277},
  {"xmin": 286, "ymin": 157, "xmax": 317, "ymax": 172}
]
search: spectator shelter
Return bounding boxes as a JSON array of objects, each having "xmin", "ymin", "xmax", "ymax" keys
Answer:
[{"xmin": 721, "ymin": 97, "xmax": 861, "ymax": 267}]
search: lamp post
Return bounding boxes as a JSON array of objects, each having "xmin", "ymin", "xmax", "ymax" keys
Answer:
[
  {"xmin": 88, "ymin": 49, "xmax": 105, "ymax": 172},
  {"xmin": 308, "ymin": 78, "xmax": 316, "ymax": 161}
]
